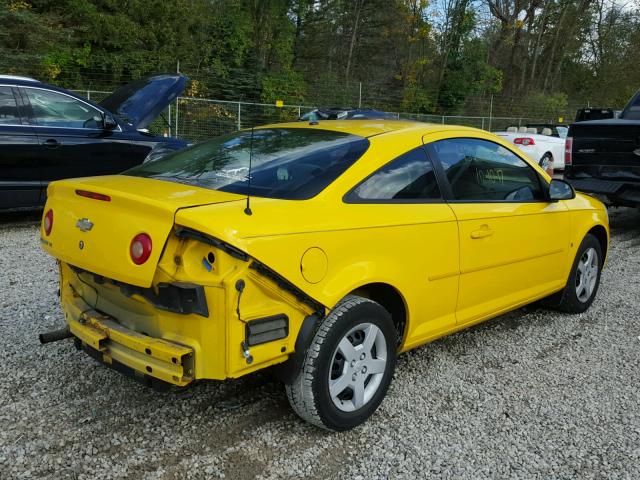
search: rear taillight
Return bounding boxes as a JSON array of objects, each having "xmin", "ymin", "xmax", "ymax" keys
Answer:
[
  {"xmin": 514, "ymin": 137, "xmax": 535, "ymax": 146},
  {"xmin": 130, "ymin": 233, "xmax": 152, "ymax": 265},
  {"xmin": 76, "ymin": 189, "xmax": 111, "ymax": 201},
  {"xmin": 564, "ymin": 137, "xmax": 573, "ymax": 165},
  {"xmin": 43, "ymin": 209, "xmax": 53, "ymax": 236}
]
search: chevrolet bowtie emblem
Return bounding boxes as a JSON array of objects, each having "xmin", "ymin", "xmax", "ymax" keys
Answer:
[{"xmin": 76, "ymin": 218, "xmax": 94, "ymax": 232}]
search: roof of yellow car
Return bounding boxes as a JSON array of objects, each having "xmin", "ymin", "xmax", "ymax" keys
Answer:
[{"xmin": 258, "ymin": 119, "xmax": 480, "ymax": 138}]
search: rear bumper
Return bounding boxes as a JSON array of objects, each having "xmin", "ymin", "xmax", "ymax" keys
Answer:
[
  {"xmin": 567, "ymin": 178, "xmax": 640, "ymax": 206},
  {"xmin": 57, "ymin": 253, "xmax": 310, "ymax": 385},
  {"xmin": 66, "ymin": 294, "xmax": 195, "ymax": 386}
]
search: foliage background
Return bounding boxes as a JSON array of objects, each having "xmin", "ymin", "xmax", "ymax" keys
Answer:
[{"xmin": 1, "ymin": 0, "xmax": 639, "ymax": 120}]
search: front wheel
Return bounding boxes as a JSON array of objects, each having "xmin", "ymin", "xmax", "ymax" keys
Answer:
[
  {"xmin": 285, "ymin": 295, "xmax": 397, "ymax": 431},
  {"xmin": 544, "ymin": 233, "xmax": 603, "ymax": 313}
]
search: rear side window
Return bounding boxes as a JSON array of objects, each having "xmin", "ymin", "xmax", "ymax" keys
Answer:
[
  {"xmin": 431, "ymin": 138, "xmax": 544, "ymax": 202},
  {"xmin": 127, "ymin": 128, "xmax": 370, "ymax": 200},
  {"xmin": 0, "ymin": 87, "xmax": 20, "ymax": 125},
  {"xmin": 346, "ymin": 146, "xmax": 441, "ymax": 202},
  {"xmin": 25, "ymin": 88, "xmax": 103, "ymax": 128}
]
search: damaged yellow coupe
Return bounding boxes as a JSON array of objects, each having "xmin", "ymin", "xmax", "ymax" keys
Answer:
[{"xmin": 40, "ymin": 120, "xmax": 608, "ymax": 430}]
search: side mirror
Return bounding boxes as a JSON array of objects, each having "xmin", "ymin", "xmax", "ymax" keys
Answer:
[
  {"xmin": 549, "ymin": 179, "xmax": 575, "ymax": 201},
  {"xmin": 102, "ymin": 113, "xmax": 118, "ymax": 131}
]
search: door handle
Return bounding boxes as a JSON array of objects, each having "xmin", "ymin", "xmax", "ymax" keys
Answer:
[
  {"xmin": 470, "ymin": 226, "xmax": 494, "ymax": 239},
  {"xmin": 44, "ymin": 138, "xmax": 60, "ymax": 148}
]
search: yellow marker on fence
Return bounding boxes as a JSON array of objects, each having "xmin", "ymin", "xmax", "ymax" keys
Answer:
[
  {"xmin": 275, "ymin": 100, "xmax": 284, "ymax": 108},
  {"xmin": 558, "ymin": 117, "xmax": 564, "ymax": 123}
]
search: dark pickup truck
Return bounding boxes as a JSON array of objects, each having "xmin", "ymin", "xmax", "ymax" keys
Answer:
[{"xmin": 565, "ymin": 90, "xmax": 640, "ymax": 207}]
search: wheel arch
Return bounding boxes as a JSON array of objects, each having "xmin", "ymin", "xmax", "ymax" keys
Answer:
[
  {"xmin": 350, "ymin": 282, "xmax": 408, "ymax": 348},
  {"xmin": 587, "ymin": 224, "xmax": 608, "ymax": 262},
  {"xmin": 274, "ymin": 281, "xmax": 407, "ymax": 384}
]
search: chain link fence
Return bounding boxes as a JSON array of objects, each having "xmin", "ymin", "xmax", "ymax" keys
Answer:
[{"xmin": 74, "ymin": 90, "xmax": 552, "ymax": 142}]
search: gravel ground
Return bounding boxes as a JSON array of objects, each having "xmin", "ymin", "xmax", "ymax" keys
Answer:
[{"xmin": 1, "ymin": 208, "xmax": 639, "ymax": 480}]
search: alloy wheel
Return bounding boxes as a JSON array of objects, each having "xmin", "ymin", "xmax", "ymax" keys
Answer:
[
  {"xmin": 575, "ymin": 247, "xmax": 599, "ymax": 302},
  {"xmin": 329, "ymin": 323, "xmax": 388, "ymax": 412}
]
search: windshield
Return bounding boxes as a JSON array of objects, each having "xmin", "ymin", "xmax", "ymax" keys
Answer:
[{"xmin": 126, "ymin": 128, "xmax": 370, "ymax": 200}]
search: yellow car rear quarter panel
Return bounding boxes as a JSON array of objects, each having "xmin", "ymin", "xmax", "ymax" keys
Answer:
[{"xmin": 177, "ymin": 195, "xmax": 462, "ymax": 350}]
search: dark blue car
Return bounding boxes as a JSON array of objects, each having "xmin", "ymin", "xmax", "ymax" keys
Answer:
[{"xmin": 0, "ymin": 74, "xmax": 189, "ymax": 210}]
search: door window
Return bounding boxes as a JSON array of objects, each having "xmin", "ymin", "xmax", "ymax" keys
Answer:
[
  {"xmin": 346, "ymin": 146, "xmax": 441, "ymax": 202},
  {"xmin": 431, "ymin": 138, "xmax": 544, "ymax": 202},
  {"xmin": 24, "ymin": 88, "xmax": 102, "ymax": 128},
  {"xmin": 0, "ymin": 87, "xmax": 21, "ymax": 125}
]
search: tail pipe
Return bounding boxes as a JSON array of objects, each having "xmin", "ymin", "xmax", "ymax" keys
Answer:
[{"xmin": 39, "ymin": 326, "xmax": 72, "ymax": 344}]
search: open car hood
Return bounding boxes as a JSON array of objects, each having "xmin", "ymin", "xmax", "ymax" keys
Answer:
[{"xmin": 100, "ymin": 74, "xmax": 187, "ymax": 130}]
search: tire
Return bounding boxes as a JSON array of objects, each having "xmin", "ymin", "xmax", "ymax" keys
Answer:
[
  {"xmin": 285, "ymin": 295, "xmax": 397, "ymax": 431},
  {"xmin": 543, "ymin": 233, "xmax": 603, "ymax": 313}
]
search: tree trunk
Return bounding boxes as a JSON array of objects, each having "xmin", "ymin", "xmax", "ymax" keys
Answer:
[
  {"xmin": 529, "ymin": 0, "xmax": 549, "ymax": 86},
  {"xmin": 551, "ymin": 0, "xmax": 592, "ymax": 89},
  {"xmin": 542, "ymin": 3, "xmax": 568, "ymax": 92},
  {"xmin": 345, "ymin": 0, "xmax": 363, "ymax": 87}
]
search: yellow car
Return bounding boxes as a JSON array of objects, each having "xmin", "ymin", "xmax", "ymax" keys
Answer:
[{"xmin": 40, "ymin": 120, "xmax": 608, "ymax": 431}]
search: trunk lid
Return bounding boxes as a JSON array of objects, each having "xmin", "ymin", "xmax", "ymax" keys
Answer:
[
  {"xmin": 569, "ymin": 120, "xmax": 640, "ymax": 182},
  {"xmin": 41, "ymin": 175, "xmax": 243, "ymax": 287},
  {"xmin": 100, "ymin": 74, "xmax": 187, "ymax": 130}
]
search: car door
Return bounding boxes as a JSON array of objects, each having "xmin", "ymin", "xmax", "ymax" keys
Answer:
[
  {"xmin": 21, "ymin": 86, "xmax": 137, "ymax": 190},
  {"xmin": 0, "ymin": 85, "xmax": 42, "ymax": 208},
  {"xmin": 425, "ymin": 135, "xmax": 570, "ymax": 326},
  {"xmin": 344, "ymin": 145, "xmax": 459, "ymax": 346}
]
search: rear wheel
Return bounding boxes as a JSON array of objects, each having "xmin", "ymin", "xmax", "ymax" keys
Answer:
[
  {"xmin": 285, "ymin": 295, "xmax": 396, "ymax": 431},
  {"xmin": 543, "ymin": 233, "xmax": 603, "ymax": 313}
]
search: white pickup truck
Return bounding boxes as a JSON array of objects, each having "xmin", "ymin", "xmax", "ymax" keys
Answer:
[{"xmin": 494, "ymin": 124, "xmax": 568, "ymax": 172}]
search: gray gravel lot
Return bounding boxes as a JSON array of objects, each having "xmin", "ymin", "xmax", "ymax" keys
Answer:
[{"xmin": 1, "ymin": 208, "xmax": 639, "ymax": 479}]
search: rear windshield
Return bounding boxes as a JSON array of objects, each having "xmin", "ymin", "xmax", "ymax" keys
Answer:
[
  {"xmin": 127, "ymin": 128, "xmax": 369, "ymax": 200},
  {"xmin": 622, "ymin": 92, "xmax": 640, "ymax": 120}
]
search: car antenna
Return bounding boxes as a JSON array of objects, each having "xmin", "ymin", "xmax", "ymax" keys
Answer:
[{"xmin": 244, "ymin": 127, "xmax": 254, "ymax": 216}]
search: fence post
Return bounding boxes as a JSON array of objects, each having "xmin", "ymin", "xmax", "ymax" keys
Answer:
[
  {"xmin": 86, "ymin": 90, "xmax": 90, "ymax": 100},
  {"xmin": 298, "ymin": 106, "xmax": 301, "ymax": 118},
  {"xmin": 358, "ymin": 82, "xmax": 362, "ymax": 108},
  {"xmin": 481, "ymin": 117, "xmax": 485, "ymax": 130},
  {"xmin": 237, "ymin": 102, "xmax": 242, "ymax": 131},
  {"xmin": 488, "ymin": 94, "xmax": 493, "ymax": 131},
  {"xmin": 441, "ymin": 115, "xmax": 445, "ymax": 124},
  {"xmin": 175, "ymin": 98, "xmax": 179, "ymax": 138}
]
